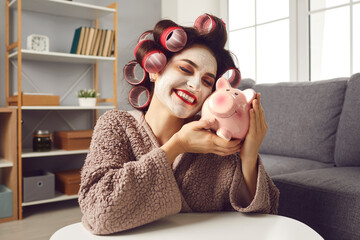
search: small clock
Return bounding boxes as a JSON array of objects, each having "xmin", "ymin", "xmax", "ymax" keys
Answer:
[{"xmin": 27, "ymin": 34, "xmax": 49, "ymax": 52}]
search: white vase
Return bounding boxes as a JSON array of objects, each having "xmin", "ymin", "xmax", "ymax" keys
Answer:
[{"xmin": 78, "ymin": 98, "xmax": 97, "ymax": 107}]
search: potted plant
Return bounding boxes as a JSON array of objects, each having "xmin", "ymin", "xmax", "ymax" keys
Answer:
[{"xmin": 76, "ymin": 89, "xmax": 100, "ymax": 107}]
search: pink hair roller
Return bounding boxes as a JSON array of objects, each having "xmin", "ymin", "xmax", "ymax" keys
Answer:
[
  {"xmin": 138, "ymin": 31, "xmax": 154, "ymax": 42},
  {"xmin": 141, "ymin": 50, "xmax": 167, "ymax": 73},
  {"xmin": 194, "ymin": 14, "xmax": 216, "ymax": 33},
  {"xmin": 124, "ymin": 60, "xmax": 147, "ymax": 85},
  {"xmin": 134, "ymin": 40, "xmax": 167, "ymax": 73},
  {"xmin": 160, "ymin": 26, "xmax": 187, "ymax": 52},
  {"xmin": 221, "ymin": 68, "xmax": 242, "ymax": 88},
  {"xmin": 128, "ymin": 86, "xmax": 151, "ymax": 109}
]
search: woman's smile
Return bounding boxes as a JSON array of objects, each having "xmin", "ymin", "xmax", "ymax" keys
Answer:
[{"xmin": 174, "ymin": 89, "xmax": 197, "ymax": 105}]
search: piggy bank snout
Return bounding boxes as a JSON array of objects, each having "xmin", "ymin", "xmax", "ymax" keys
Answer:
[{"xmin": 208, "ymin": 91, "xmax": 237, "ymax": 118}]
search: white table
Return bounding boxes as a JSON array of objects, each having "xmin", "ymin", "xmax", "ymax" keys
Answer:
[{"xmin": 50, "ymin": 212, "xmax": 324, "ymax": 240}]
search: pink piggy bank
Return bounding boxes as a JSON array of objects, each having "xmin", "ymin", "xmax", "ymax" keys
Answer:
[{"xmin": 201, "ymin": 77, "xmax": 256, "ymax": 141}]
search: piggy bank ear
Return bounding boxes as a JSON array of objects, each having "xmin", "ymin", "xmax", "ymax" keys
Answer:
[
  {"xmin": 243, "ymin": 89, "xmax": 256, "ymax": 103},
  {"xmin": 221, "ymin": 68, "xmax": 241, "ymax": 88},
  {"xmin": 216, "ymin": 77, "xmax": 231, "ymax": 90}
]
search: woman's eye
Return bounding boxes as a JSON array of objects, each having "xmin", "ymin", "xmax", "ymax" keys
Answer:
[
  {"xmin": 203, "ymin": 79, "xmax": 213, "ymax": 87},
  {"xmin": 179, "ymin": 66, "xmax": 191, "ymax": 74}
]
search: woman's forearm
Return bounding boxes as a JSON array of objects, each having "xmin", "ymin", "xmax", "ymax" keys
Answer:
[
  {"xmin": 160, "ymin": 134, "xmax": 184, "ymax": 164},
  {"xmin": 241, "ymin": 155, "xmax": 258, "ymax": 199}
]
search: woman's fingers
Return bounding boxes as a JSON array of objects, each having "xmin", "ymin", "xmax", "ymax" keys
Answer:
[
  {"xmin": 257, "ymin": 93, "xmax": 268, "ymax": 132},
  {"xmin": 194, "ymin": 118, "xmax": 216, "ymax": 130},
  {"xmin": 254, "ymin": 94, "xmax": 261, "ymax": 132}
]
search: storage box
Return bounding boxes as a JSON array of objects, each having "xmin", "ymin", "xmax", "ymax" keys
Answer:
[
  {"xmin": 8, "ymin": 94, "xmax": 60, "ymax": 106},
  {"xmin": 54, "ymin": 130, "xmax": 93, "ymax": 150},
  {"xmin": 0, "ymin": 185, "xmax": 13, "ymax": 218},
  {"xmin": 23, "ymin": 170, "xmax": 55, "ymax": 203},
  {"xmin": 55, "ymin": 169, "xmax": 81, "ymax": 195}
]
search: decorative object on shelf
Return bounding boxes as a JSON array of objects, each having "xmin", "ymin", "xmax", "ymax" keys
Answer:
[
  {"xmin": 0, "ymin": 185, "xmax": 13, "ymax": 218},
  {"xmin": 54, "ymin": 130, "xmax": 93, "ymax": 150},
  {"xmin": 22, "ymin": 170, "xmax": 55, "ymax": 203},
  {"xmin": 26, "ymin": 34, "xmax": 49, "ymax": 52},
  {"xmin": 8, "ymin": 92, "xmax": 60, "ymax": 106},
  {"xmin": 55, "ymin": 169, "xmax": 81, "ymax": 195},
  {"xmin": 70, "ymin": 27, "xmax": 115, "ymax": 56},
  {"xmin": 76, "ymin": 89, "xmax": 99, "ymax": 107},
  {"xmin": 32, "ymin": 130, "xmax": 52, "ymax": 152}
]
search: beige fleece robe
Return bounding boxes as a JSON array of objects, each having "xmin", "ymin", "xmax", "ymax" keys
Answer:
[{"xmin": 79, "ymin": 110, "xmax": 279, "ymax": 235}]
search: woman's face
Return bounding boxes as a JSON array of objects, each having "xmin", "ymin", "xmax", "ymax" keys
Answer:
[{"xmin": 153, "ymin": 44, "xmax": 217, "ymax": 118}]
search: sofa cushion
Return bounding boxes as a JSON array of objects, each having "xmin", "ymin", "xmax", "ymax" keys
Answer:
[
  {"xmin": 237, "ymin": 78, "xmax": 255, "ymax": 90},
  {"xmin": 253, "ymin": 78, "xmax": 348, "ymax": 163},
  {"xmin": 260, "ymin": 154, "xmax": 334, "ymax": 177},
  {"xmin": 272, "ymin": 167, "xmax": 360, "ymax": 240},
  {"xmin": 335, "ymin": 73, "xmax": 360, "ymax": 166}
]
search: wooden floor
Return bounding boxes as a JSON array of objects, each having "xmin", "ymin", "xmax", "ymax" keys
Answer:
[{"xmin": 0, "ymin": 199, "xmax": 82, "ymax": 240}]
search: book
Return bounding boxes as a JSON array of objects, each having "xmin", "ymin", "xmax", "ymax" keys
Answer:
[
  {"xmin": 91, "ymin": 29, "xmax": 102, "ymax": 56},
  {"xmin": 107, "ymin": 30, "xmax": 115, "ymax": 57},
  {"xmin": 85, "ymin": 27, "xmax": 95, "ymax": 55},
  {"xmin": 70, "ymin": 27, "xmax": 82, "ymax": 54},
  {"xmin": 76, "ymin": 27, "xmax": 86, "ymax": 54},
  {"xmin": 98, "ymin": 29, "xmax": 106, "ymax": 56},
  {"xmin": 89, "ymin": 28, "xmax": 99, "ymax": 55},
  {"xmin": 102, "ymin": 29, "xmax": 112, "ymax": 57},
  {"xmin": 81, "ymin": 27, "xmax": 89, "ymax": 55}
]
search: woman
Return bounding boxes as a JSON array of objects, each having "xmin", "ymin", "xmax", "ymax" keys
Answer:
[{"xmin": 79, "ymin": 14, "xmax": 279, "ymax": 235}]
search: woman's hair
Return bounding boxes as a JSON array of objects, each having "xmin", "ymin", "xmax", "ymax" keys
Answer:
[{"xmin": 125, "ymin": 14, "xmax": 238, "ymax": 109}]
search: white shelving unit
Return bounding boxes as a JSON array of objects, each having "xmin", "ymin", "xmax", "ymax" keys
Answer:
[
  {"xmin": 22, "ymin": 192, "xmax": 78, "ymax": 207},
  {"xmin": 0, "ymin": 158, "xmax": 14, "ymax": 168},
  {"xmin": 10, "ymin": 106, "xmax": 115, "ymax": 110},
  {"xmin": 10, "ymin": 0, "xmax": 115, "ymax": 19},
  {"xmin": 22, "ymin": 149, "xmax": 88, "ymax": 158},
  {"xmin": 0, "ymin": 108, "xmax": 18, "ymax": 223},
  {"xmin": 9, "ymin": 50, "xmax": 116, "ymax": 64},
  {"xmin": 5, "ymin": 0, "xmax": 118, "ymax": 220}
]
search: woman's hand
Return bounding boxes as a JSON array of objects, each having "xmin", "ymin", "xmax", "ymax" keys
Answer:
[
  {"xmin": 240, "ymin": 92, "xmax": 268, "ymax": 164},
  {"xmin": 161, "ymin": 118, "xmax": 242, "ymax": 164},
  {"xmin": 175, "ymin": 119, "xmax": 242, "ymax": 156},
  {"xmin": 240, "ymin": 92, "xmax": 268, "ymax": 198}
]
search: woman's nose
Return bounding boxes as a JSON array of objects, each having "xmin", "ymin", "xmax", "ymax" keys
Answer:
[{"xmin": 186, "ymin": 78, "xmax": 201, "ymax": 92}]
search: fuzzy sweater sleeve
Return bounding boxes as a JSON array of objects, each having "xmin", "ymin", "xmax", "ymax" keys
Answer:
[
  {"xmin": 78, "ymin": 110, "xmax": 182, "ymax": 235},
  {"xmin": 229, "ymin": 156, "xmax": 280, "ymax": 214}
]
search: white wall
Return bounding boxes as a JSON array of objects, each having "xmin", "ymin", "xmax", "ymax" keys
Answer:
[{"xmin": 161, "ymin": 0, "xmax": 227, "ymax": 26}]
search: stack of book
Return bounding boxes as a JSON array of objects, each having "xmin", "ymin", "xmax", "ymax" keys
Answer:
[{"xmin": 70, "ymin": 26, "xmax": 115, "ymax": 57}]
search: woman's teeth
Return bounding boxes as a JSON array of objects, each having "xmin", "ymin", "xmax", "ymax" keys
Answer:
[{"xmin": 177, "ymin": 91, "xmax": 195, "ymax": 103}]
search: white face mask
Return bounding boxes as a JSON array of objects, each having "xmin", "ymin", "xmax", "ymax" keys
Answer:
[{"xmin": 153, "ymin": 45, "xmax": 217, "ymax": 118}]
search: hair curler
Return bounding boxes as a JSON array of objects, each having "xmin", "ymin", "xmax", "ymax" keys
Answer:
[
  {"xmin": 134, "ymin": 39, "xmax": 167, "ymax": 73},
  {"xmin": 138, "ymin": 31, "xmax": 154, "ymax": 42},
  {"xmin": 124, "ymin": 60, "xmax": 147, "ymax": 85},
  {"xmin": 160, "ymin": 26, "xmax": 187, "ymax": 52},
  {"xmin": 128, "ymin": 86, "xmax": 151, "ymax": 109},
  {"xmin": 194, "ymin": 14, "xmax": 216, "ymax": 33},
  {"xmin": 221, "ymin": 68, "xmax": 241, "ymax": 88}
]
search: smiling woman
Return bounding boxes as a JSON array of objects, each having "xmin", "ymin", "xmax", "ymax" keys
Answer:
[
  {"xmin": 78, "ymin": 14, "xmax": 279, "ymax": 235},
  {"xmin": 150, "ymin": 45, "xmax": 217, "ymax": 118}
]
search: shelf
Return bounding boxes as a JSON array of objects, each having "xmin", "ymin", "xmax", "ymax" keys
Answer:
[
  {"xmin": 10, "ymin": 0, "xmax": 115, "ymax": 20},
  {"xmin": 22, "ymin": 148, "xmax": 88, "ymax": 158},
  {"xmin": 9, "ymin": 105, "xmax": 115, "ymax": 110},
  {"xmin": 0, "ymin": 158, "xmax": 14, "ymax": 168},
  {"xmin": 9, "ymin": 50, "xmax": 116, "ymax": 64},
  {"xmin": 22, "ymin": 191, "xmax": 78, "ymax": 207}
]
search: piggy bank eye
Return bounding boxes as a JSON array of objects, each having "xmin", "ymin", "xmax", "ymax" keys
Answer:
[
  {"xmin": 234, "ymin": 92, "xmax": 238, "ymax": 95},
  {"xmin": 226, "ymin": 89, "xmax": 230, "ymax": 91}
]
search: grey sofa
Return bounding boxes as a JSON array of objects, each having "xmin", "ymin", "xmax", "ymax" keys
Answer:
[{"xmin": 239, "ymin": 73, "xmax": 360, "ymax": 240}]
